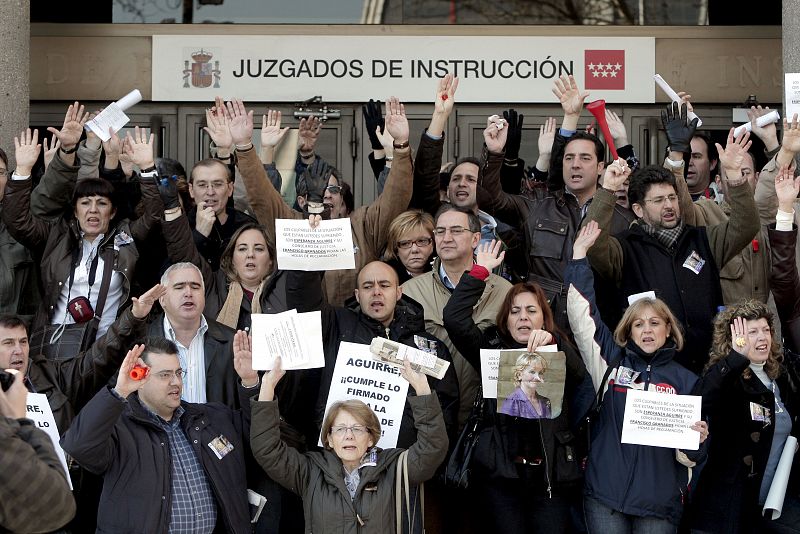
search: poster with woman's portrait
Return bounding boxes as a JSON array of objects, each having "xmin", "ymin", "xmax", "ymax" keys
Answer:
[{"xmin": 496, "ymin": 351, "xmax": 566, "ymax": 419}]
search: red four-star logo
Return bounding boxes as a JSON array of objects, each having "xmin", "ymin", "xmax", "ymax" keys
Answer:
[{"xmin": 584, "ymin": 50, "xmax": 625, "ymax": 90}]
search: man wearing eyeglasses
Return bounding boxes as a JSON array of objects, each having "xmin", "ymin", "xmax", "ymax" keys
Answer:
[
  {"xmin": 583, "ymin": 160, "xmax": 758, "ymax": 374},
  {"xmin": 188, "ymin": 158, "xmax": 256, "ymax": 271},
  {"xmin": 61, "ymin": 336, "xmax": 258, "ymax": 534},
  {"xmin": 402, "ymin": 204, "xmax": 512, "ymax": 427}
]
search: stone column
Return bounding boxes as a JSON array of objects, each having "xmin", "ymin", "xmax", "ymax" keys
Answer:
[
  {"xmin": 785, "ymin": 0, "xmax": 800, "ymax": 105},
  {"xmin": 0, "ymin": 0, "xmax": 30, "ymax": 168}
]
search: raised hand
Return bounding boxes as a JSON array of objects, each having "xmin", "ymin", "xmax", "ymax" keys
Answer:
[
  {"xmin": 484, "ymin": 114, "xmax": 509, "ymax": 154},
  {"xmin": 715, "ymin": 128, "xmax": 752, "ymax": 177},
  {"xmin": 42, "ymin": 137, "xmax": 61, "ymax": 171},
  {"xmin": 204, "ymin": 96, "xmax": 234, "ymax": 150},
  {"xmin": 131, "ymin": 284, "xmax": 167, "ymax": 319},
  {"xmin": 730, "ymin": 316, "xmax": 751, "ymax": 357},
  {"xmin": 605, "ymin": 109, "xmax": 628, "ymax": 146},
  {"xmin": 47, "ymin": 101, "xmax": 89, "ymax": 150},
  {"xmin": 401, "ymin": 359, "xmax": 431, "ymax": 395},
  {"xmin": 747, "ymin": 105, "xmax": 779, "ymax": 150},
  {"xmin": 503, "ymin": 109, "xmax": 524, "ymax": 161},
  {"xmin": 375, "ymin": 124, "xmax": 395, "ymax": 157},
  {"xmin": 475, "ymin": 239, "xmax": 505, "ymax": 271},
  {"xmin": 233, "ymin": 330, "xmax": 259, "ymax": 387},
  {"xmin": 781, "ymin": 114, "xmax": 800, "ymax": 155},
  {"xmin": 258, "ymin": 356, "xmax": 286, "ymax": 401},
  {"xmin": 298, "ymin": 116, "xmax": 321, "ymax": 153},
  {"xmin": 601, "ymin": 157, "xmax": 631, "ymax": 193},
  {"xmin": 434, "ymin": 73, "xmax": 459, "ymax": 116},
  {"xmin": 155, "ymin": 174, "xmax": 180, "ymax": 211},
  {"xmin": 552, "ymin": 75, "xmax": 590, "ymax": 118},
  {"xmin": 260, "ymin": 109, "xmax": 290, "ymax": 150},
  {"xmin": 362, "ymin": 99, "xmax": 385, "ymax": 151},
  {"xmin": 526, "ymin": 329, "xmax": 555, "ymax": 354},
  {"xmin": 537, "ymin": 117, "xmax": 557, "ymax": 168},
  {"xmin": 85, "ymin": 110, "xmax": 103, "ymax": 149},
  {"xmin": 226, "ymin": 98, "xmax": 255, "ymax": 147},
  {"xmin": 661, "ymin": 101, "xmax": 698, "ymax": 154},
  {"xmin": 573, "ymin": 220, "xmax": 602, "ymax": 259},
  {"xmin": 774, "ymin": 164, "xmax": 800, "ymax": 213},
  {"xmin": 14, "ymin": 129, "xmax": 41, "ymax": 176},
  {"xmin": 113, "ymin": 344, "xmax": 149, "ymax": 399},
  {"xmin": 384, "ymin": 97, "xmax": 409, "ymax": 145},
  {"xmin": 123, "ymin": 126, "xmax": 156, "ymax": 169}
]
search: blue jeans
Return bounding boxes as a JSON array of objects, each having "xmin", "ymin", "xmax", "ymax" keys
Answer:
[{"xmin": 584, "ymin": 496, "xmax": 676, "ymax": 534}]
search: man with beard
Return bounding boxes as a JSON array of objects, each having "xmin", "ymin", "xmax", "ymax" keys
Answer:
[{"xmin": 582, "ymin": 158, "xmax": 759, "ymax": 374}]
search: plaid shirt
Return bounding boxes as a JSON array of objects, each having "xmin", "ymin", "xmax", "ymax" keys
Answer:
[{"xmin": 149, "ymin": 406, "xmax": 217, "ymax": 534}]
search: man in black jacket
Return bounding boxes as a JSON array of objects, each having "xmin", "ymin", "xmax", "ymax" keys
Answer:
[
  {"xmin": 61, "ymin": 337, "xmax": 259, "ymax": 534},
  {"xmin": 148, "ymin": 262, "xmax": 241, "ymax": 409},
  {"xmin": 292, "ymin": 261, "xmax": 460, "ymax": 448}
]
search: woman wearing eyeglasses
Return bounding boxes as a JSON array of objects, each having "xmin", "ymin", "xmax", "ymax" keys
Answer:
[
  {"xmin": 250, "ymin": 357, "xmax": 448, "ymax": 534},
  {"xmin": 384, "ymin": 210, "xmax": 436, "ymax": 284}
]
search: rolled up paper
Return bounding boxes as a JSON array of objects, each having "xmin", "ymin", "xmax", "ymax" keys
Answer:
[
  {"xmin": 129, "ymin": 365, "xmax": 149, "ymax": 381},
  {"xmin": 763, "ymin": 435, "xmax": 797, "ymax": 520},
  {"xmin": 654, "ymin": 74, "xmax": 703, "ymax": 128},
  {"xmin": 733, "ymin": 110, "xmax": 780, "ymax": 138},
  {"xmin": 116, "ymin": 89, "xmax": 143, "ymax": 112}
]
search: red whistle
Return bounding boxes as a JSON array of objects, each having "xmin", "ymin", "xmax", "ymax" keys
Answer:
[
  {"xmin": 129, "ymin": 365, "xmax": 149, "ymax": 381},
  {"xmin": 752, "ymin": 238, "xmax": 759, "ymax": 252},
  {"xmin": 441, "ymin": 94, "xmax": 448, "ymax": 101}
]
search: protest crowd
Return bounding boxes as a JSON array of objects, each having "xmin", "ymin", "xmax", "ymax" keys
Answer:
[{"xmin": 4, "ymin": 69, "xmax": 800, "ymax": 534}]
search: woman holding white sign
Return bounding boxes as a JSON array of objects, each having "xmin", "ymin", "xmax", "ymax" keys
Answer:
[
  {"xmin": 442, "ymin": 239, "xmax": 588, "ymax": 533},
  {"xmin": 565, "ymin": 221, "xmax": 708, "ymax": 534},
  {"xmin": 250, "ymin": 357, "xmax": 448, "ymax": 534}
]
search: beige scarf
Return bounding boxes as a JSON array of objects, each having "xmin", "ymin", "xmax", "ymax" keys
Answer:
[{"xmin": 216, "ymin": 278, "xmax": 266, "ymax": 329}]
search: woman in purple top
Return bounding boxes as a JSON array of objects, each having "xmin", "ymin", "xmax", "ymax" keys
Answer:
[{"xmin": 500, "ymin": 353, "xmax": 552, "ymax": 419}]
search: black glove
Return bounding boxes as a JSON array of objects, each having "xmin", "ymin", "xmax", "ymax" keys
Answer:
[
  {"xmin": 660, "ymin": 101, "xmax": 698, "ymax": 154},
  {"xmin": 362, "ymin": 99, "xmax": 385, "ymax": 151},
  {"xmin": 503, "ymin": 109, "xmax": 524, "ymax": 161},
  {"xmin": 300, "ymin": 159, "xmax": 335, "ymax": 214},
  {"xmin": 155, "ymin": 174, "xmax": 180, "ymax": 210}
]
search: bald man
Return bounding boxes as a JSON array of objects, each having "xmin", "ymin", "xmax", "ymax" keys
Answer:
[{"xmin": 289, "ymin": 260, "xmax": 459, "ymax": 449}]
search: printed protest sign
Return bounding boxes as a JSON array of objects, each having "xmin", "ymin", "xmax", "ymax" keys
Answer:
[
  {"xmin": 26, "ymin": 393, "xmax": 72, "ymax": 489},
  {"xmin": 322, "ymin": 341, "xmax": 409, "ymax": 448},
  {"xmin": 276, "ymin": 218, "xmax": 356, "ymax": 271},
  {"xmin": 621, "ymin": 389, "xmax": 701, "ymax": 450},
  {"xmin": 250, "ymin": 310, "xmax": 325, "ymax": 370}
]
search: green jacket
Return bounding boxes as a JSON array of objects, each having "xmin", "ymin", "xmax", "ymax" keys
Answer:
[{"xmin": 251, "ymin": 393, "xmax": 448, "ymax": 534}]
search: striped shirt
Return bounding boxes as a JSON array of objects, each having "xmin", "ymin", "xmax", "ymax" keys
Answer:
[{"xmin": 164, "ymin": 315, "xmax": 209, "ymax": 403}]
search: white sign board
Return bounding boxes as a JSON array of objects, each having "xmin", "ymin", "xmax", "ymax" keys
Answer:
[
  {"xmin": 786, "ymin": 73, "xmax": 800, "ymax": 122},
  {"xmin": 322, "ymin": 341, "xmax": 409, "ymax": 449},
  {"xmin": 621, "ymin": 389, "xmax": 701, "ymax": 450},
  {"xmin": 152, "ymin": 35, "xmax": 655, "ymax": 103},
  {"xmin": 26, "ymin": 393, "xmax": 72, "ymax": 489},
  {"xmin": 276, "ymin": 218, "xmax": 356, "ymax": 271},
  {"xmin": 250, "ymin": 310, "xmax": 325, "ymax": 370}
]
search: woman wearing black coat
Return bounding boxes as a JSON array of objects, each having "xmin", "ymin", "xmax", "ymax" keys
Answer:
[{"xmin": 442, "ymin": 240, "xmax": 588, "ymax": 534}]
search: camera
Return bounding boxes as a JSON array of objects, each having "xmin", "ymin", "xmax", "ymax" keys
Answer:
[{"xmin": 0, "ymin": 370, "xmax": 15, "ymax": 392}]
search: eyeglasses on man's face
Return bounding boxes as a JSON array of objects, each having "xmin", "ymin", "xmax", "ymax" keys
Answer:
[
  {"xmin": 153, "ymin": 369, "xmax": 186, "ymax": 381},
  {"xmin": 642, "ymin": 194, "xmax": 678, "ymax": 207},
  {"xmin": 433, "ymin": 226, "xmax": 470, "ymax": 237}
]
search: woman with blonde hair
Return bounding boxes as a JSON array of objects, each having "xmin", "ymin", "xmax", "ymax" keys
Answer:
[
  {"xmin": 689, "ymin": 300, "xmax": 800, "ymax": 533},
  {"xmin": 566, "ymin": 221, "xmax": 708, "ymax": 533},
  {"xmin": 384, "ymin": 210, "xmax": 435, "ymax": 283},
  {"xmin": 500, "ymin": 353, "xmax": 553, "ymax": 419}
]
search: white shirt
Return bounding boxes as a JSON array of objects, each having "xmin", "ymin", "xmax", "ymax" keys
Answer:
[
  {"xmin": 52, "ymin": 236, "xmax": 124, "ymax": 339},
  {"xmin": 164, "ymin": 314, "xmax": 209, "ymax": 403}
]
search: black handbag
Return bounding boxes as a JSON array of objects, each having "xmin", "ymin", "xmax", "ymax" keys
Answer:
[{"xmin": 443, "ymin": 387, "xmax": 487, "ymax": 488}]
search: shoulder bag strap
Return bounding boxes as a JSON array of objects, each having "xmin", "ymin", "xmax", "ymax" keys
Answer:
[{"xmin": 93, "ymin": 248, "xmax": 115, "ymax": 318}]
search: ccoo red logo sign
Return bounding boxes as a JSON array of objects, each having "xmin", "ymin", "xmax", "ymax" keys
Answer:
[
  {"xmin": 584, "ymin": 50, "xmax": 625, "ymax": 90},
  {"xmin": 651, "ymin": 383, "xmax": 677, "ymax": 395}
]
